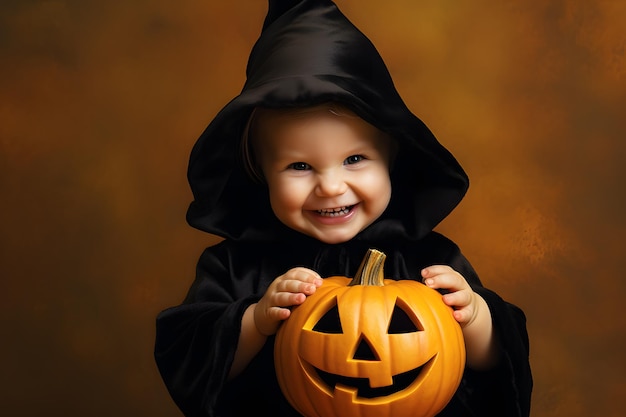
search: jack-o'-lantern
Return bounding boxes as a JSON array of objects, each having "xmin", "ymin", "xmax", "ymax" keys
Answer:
[{"xmin": 274, "ymin": 249, "xmax": 465, "ymax": 417}]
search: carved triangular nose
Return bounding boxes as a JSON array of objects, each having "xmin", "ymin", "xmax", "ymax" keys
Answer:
[{"xmin": 353, "ymin": 336, "xmax": 379, "ymax": 361}]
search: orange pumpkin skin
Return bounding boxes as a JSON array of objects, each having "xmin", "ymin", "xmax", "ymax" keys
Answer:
[{"xmin": 274, "ymin": 273, "xmax": 465, "ymax": 417}]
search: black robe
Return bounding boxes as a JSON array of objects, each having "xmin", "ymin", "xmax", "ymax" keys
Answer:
[{"xmin": 155, "ymin": 1, "xmax": 533, "ymax": 416}]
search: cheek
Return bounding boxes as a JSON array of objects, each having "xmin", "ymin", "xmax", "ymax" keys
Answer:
[
  {"xmin": 375, "ymin": 182, "xmax": 392, "ymax": 217},
  {"xmin": 268, "ymin": 178, "xmax": 308, "ymax": 214},
  {"xmin": 361, "ymin": 168, "xmax": 392, "ymax": 209}
]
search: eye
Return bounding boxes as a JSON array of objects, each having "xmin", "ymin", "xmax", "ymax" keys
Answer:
[
  {"xmin": 344, "ymin": 155, "xmax": 364, "ymax": 165},
  {"xmin": 312, "ymin": 299, "xmax": 343, "ymax": 334},
  {"xmin": 388, "ymin": 302, "xmax": 423, "ymax": 334},
  {"xmin": 288, "ymin": 162, "xmax": 311, "ymax": 171}
]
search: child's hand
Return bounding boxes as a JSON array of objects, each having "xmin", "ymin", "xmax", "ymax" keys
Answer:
[
  {"xmin": 254, "ymin": 267, "xmax": 323, "ymax": 336},
  {"xmin": 421, "ymin": 265, "xmax": 480, "ymax": 326},
  {"xmin": 421, "ymin": 265, "xmax": 500, "ymax": 369}
]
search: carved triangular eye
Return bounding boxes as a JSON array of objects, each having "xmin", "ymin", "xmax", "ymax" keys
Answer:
[
  {"xmin": 312, "ymin": 299, "xmax": 343, "ymax": 333},
  {"xmin": 388, "ymin": 302, "xmax": 423, "ymax": 334}
]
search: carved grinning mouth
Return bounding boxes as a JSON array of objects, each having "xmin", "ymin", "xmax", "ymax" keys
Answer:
[{"xmin": 312, "ymin": 359, "xmax": 431, "ymax": 399}]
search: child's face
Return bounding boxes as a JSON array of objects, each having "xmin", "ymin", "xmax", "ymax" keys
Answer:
[{"xmin": 255, "ymin": 107, "xmax": 392, "ymax": 244}]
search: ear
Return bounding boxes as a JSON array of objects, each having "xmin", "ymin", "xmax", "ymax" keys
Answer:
[{"xmin": 262, "ymin": 0, "xmax": 308, "ymax": 30}]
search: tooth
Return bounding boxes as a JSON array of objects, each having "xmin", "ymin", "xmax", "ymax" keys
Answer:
[{"xmin": 316, "ymin": 206, "xmax": 352, "ymax": 216}]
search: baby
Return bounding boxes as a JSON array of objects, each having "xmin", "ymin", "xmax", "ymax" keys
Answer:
[{"xmin": 155, "ymin": 1, "xmax": 532, "ymax": 416}]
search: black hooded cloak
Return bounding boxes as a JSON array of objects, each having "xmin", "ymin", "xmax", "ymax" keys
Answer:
[{"xmin": 155, "ymin": 1, "xmax": 532, "ymax": 416}]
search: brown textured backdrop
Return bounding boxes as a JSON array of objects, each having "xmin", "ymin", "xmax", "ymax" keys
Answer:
[{"xmin": 1, "ymin": 1, "xmax": 624, "ymax": 416}]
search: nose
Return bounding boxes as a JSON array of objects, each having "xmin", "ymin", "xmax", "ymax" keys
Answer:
[
  {"xmin": 353, "ymin": 336, "xmax": 379, "ymax": 361},
  {"xmin": 315, "ymin": 170, "xmax": 348, "ymax": 197}
]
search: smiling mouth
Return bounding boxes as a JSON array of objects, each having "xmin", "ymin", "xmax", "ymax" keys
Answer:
[
  {"xmin": 313, "ymin": 361, "xmax": 429, "ymax": 399},
  {"xmin": 316, "ymin": 205, "xmax": 355, "ymax": 217}
]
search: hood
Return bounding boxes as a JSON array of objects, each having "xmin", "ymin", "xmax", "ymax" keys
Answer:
[{"xmin": 186, "ymin": 0, "xmax": 469, "ymax": 242}]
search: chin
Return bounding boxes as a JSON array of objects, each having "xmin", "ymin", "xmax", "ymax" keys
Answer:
[{"xmin": 311, "ymin": 230, "xmax": 360, "ymax": 245}]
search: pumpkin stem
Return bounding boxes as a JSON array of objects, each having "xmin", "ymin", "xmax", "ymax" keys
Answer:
[{"xmin": 350, "ymin": 249, "xmax": 386, "ymax": 286}]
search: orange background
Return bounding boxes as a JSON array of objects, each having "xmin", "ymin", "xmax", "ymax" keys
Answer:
[{"xmin": 1, "ymin": 1, "xmax": 624, "ymax": 416}]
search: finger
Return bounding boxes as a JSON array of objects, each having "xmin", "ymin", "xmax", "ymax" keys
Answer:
[
  {"xmin": 452, "ymin": 308, "xmax": 472, "ymax": 324},
  {"xmin": 276, "ymin": 279, "xmax": 318, "ymax": 296},
  {"xmin": 267, "ymin": 306, "xmax": 292, "ymax": 321},
  {"xmin": 442, "ymin": 290, "xmax": 472, "ymax": 309},
  {"xmin": 272, "ymin": 291, "xmax": 307, "ymax": 308},
  {"xmin": 421, "ymin": 265, "xmax": 454, "ymax": 278},
  {"xmin": 289, "ymin": 267, "xmax": 323, "ymax": 285},
  {"xmin": 424, "ymin": 273, "xmax": 466, "ymax": 292}
]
